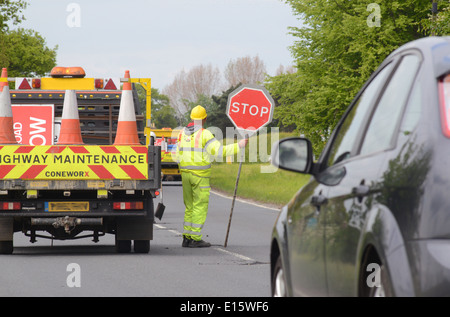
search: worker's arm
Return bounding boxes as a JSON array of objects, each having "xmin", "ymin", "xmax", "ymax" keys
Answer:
[{"xmin": 203, "ymin": 130, "xmax": 247, "ymax": 158}]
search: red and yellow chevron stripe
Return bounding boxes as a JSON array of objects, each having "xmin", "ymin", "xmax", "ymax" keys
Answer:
[{"xmin": 0, "ymin": 145, "xmax": 148, "ymax": 180}]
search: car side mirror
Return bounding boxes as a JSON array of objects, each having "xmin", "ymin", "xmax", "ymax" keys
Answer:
[{"xmin": 271, "ymin": 137, "xmax": 313, "ymax": 173}]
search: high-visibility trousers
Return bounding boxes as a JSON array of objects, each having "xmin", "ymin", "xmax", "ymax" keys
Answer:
[{"xmin": 181, "ymin": 171, "xmax": 211, "ymax": 241}]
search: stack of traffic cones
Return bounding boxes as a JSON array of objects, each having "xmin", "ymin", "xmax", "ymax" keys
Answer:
[
  {"xmin": 57, "ymin": 90, "xmax": 84, "ymax": 145},
  {"xmin": 114, "ymin": 70, "xmax": 140, "ymax": 145},
  {"xmin": 0, "ymin": 85, "xmax": 18, "ymax": 144},
  {"xmin": 0, "ymin": 68, "xmax": 8, "ymax": 92}
]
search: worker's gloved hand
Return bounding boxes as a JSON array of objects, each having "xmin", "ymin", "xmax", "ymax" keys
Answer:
[{"xmin": 238, "ymin": 138, "xmax": 248, "ymax": 148}]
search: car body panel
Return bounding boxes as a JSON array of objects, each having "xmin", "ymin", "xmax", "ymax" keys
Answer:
[
  {"xmin": 323, "ymin": 153, "xmax": 386, "ymax": 296},
  {"xmin": 286, "ymin": 180, "xmax": 328, "ymax": 296}
]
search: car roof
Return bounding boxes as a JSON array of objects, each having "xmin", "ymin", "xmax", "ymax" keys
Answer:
[{"xmin": 386, "ymin": 36, "xmax": 450, "ymax": 78}]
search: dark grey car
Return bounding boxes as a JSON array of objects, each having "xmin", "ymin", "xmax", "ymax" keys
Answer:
[{"xmin": 270, "ymin": 36, "xmax": 450, "ymax": 296}]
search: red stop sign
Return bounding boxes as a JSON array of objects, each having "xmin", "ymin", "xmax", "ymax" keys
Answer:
[{"xmin": 226, "ymin": 84, "xmax": 274, "ymax": 135}]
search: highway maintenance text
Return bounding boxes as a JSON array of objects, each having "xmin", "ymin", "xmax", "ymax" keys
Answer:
[{"xmin": 0, "ymin": 153, "xmax": 146, "ymax": 164}]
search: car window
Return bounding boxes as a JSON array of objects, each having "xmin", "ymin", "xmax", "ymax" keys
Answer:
[
  {"xmin": 326, "ymin": 63, "xmax": 393, "ymax": 167},
  {"xmin": 399, "ymin": 79, "xmax": 422, "ymax": 136},
  {"xmin": 359, "ymin": 54, "xmax": 421, "ymax": 156}
]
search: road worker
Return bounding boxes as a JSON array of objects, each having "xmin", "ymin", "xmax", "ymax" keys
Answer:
[{"xmin": 176, "ymin": 105, "xmax": 248, "ymax": 248}]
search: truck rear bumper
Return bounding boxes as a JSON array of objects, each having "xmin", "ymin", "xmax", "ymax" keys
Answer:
[
  {"xmin": 0, "ymin": 179, "xmax": 159, "ymax": 190},
  {"xmin": 0, "ymin": 211, "xmax": 148, "ymax": 217}
]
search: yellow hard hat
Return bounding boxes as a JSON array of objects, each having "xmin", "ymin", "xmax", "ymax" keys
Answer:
[{"xmin": 190, "ymin": 105, "xmax": 207, "ymax": 120}]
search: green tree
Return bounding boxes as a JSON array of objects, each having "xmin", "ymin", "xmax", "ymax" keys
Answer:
[
  {"xmin": 420, "ymin": 1, "xmax": 450, "ymax": 36},
  {"xmin": 0, "ymin": 1, "xmax": 57, "ymax": 77},
  {"xmin": 0, "ymin": 0, "xmax": 28, "ymax": 67},
  {"xmin": 3, "ymin": 28, "xmax": 57, "ymax": 77},
  {"xmin": 183, "ymin": 87, "xmax": 240, "ymax": 137},
  {"xmin": 136, "ymin": 87, "xmax": 178, "ymax": 128},
  {"xmin": 0, "ymin": 0, "xmax": 27, "ymax": 32},
  {"xmin": 209, "ymin": 85, "xmax": 239, "ymax": 134},
  {"xmin": 152, "ymin": 105, "xmax": 178, "ymax": 129},
  {"xmin": 150, "ymin": 88, "xmax": 178, "ymax": 128},
  {"xmin": 266, "ymin": 0, "xmax": 430, "ymax": 154},
  {"xmin": 185, "ymin": 94, "xmax": 217, "ymax": 126}
]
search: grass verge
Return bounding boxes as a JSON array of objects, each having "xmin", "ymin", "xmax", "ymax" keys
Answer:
[{"xmin": 210, "ymin": 162, "xmax": 310, "ymax": 208}]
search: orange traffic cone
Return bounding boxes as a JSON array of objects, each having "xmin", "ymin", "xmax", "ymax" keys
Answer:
[
  {"xmin": 114, "ymin": 70, "xmax": 140, "ymax": 145},
  {"xmin": 0, "ymin": 68, "xmax": 8, "ymax": 92},
  {"xmin": 57, "ymin": 90, "xmax": 84, "ymax": 145},
  {"xmin": 122, "ymin": 70, "xmax": 132, "ymax": 90},
  {"xmin": 0, "ymin": 86, "xmax": 18, "ymax": 144}
]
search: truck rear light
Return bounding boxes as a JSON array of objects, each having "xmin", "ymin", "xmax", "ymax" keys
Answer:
[
  {"xmin": 439, "ymin": 75, "xmax": 450, "ymax": 138},
  {"xmin": 95, "ymin": 79, "xmax": 104, "ymax": 89},
  {"xmin": 32, "ymin": 78, "xmax": 41, "ymax": 89},
  {"xmin": 0, "ymin": 202, "xmax": 21, "ymax": 210},
  {"xmin": 113, "ymin": 201, "xmax": 144, "ymax": 210},
  {"xmin": 15, "ymin": 78, "xmax": 41, "ymax": 89}
]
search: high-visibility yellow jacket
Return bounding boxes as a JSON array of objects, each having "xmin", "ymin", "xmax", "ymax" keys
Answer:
[{"xmin": 175, "ymin": 123, "xmax": 240, "ymax": 177}]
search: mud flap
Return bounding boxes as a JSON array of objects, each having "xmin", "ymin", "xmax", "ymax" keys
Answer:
[
  {"xmin": 154, "ymin": 181, "xmax": 165, "ymax": 220},
  {"xmin": 0, "ymin": 217, "xmax": 13, "ymax": 241},
  {"xmin": 116, "ymin": 217, "xmax": 153, "ymax": 241},
  {"xmin": 155, "ymin": 202, "xmax": 165, "ymax": 220}
]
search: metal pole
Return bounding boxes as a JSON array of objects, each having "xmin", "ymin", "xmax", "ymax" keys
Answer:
[
  {"xmin": 224, "ymin": 145, "xmax": 245, "ymax": 247},
  {"xmin": 432, "ymin": 0, "xmax": 438, "ymax": 36}
]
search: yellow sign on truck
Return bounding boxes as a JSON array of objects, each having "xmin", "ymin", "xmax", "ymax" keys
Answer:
[{"xmin": 0, "ymin": 145, "xmax": 148, "ymax": 180}]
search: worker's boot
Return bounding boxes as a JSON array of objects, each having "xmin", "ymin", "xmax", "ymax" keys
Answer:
[
  {"xmin": 189, "ymin": 239, "xmax": 211, "ymax": 248},
  {"xmin": 182, "ymin": 236, "xmax": 191, "ymax": 247}
]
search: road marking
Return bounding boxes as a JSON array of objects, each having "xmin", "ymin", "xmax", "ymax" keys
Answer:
[
  {"xmin": 214, "ymin": 247, "xmax": 255, "ymax": 262},
  {"xmin": 210, "ymin": 190, "xmax": 279, "ymax": 211},
  {"xmin": 154, "ymin": 224, "xmax": 257, "ymax": 263},
  {"xmin": 155, "ymin": 224, "xmax": 180, "ymax": 236}
]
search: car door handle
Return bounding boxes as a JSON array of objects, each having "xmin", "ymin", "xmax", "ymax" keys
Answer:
[
  {"xmin": 352, "ymin": 182, "xmax": 370, "ymax": 203},
  {"xmin": 352, "ymin": 184, "xmax": 370, "ymax": 196},
  {"xmin": 310, "ymin": 193, "xmax": 327, "ymax": 207}
]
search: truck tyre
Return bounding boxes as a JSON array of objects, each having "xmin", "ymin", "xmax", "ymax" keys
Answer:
[
  {"xmin": 0, "ymin": 241, "xmax": 13, "ymax": 254},
  {"xmin": 134, "ymin": 240, "xmax": 150, "ymax": 253},
  {"xmin": 115, "ymin": 239, "xmax": 131, "ymax": 253}
]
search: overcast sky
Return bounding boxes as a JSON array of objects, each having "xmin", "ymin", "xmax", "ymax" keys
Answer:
[{"xmin": 17, "ymin": 0, "xmax": 301, "ymax": 90}]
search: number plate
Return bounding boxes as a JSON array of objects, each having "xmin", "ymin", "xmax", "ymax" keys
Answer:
[{"xmin": 45, "ymin": 202, "xmax": 89, "ymax": 212}]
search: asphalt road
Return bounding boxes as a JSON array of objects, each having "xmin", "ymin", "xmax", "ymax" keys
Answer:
[{"xmin": 0, "ymin": 181, "xmax": 280, "ymax": 297}]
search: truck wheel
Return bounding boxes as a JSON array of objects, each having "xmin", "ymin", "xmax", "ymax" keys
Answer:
[
  {"xmin": 115, "ymin": 239, "xmax": 131, "ymax": 253},
  {"xmin": 0, "ymin": 241, "xmax": 13, "ymax": 254},
  {"xmin": 134, "ymin": 240, "xmax": 150, "ymax": 253}
]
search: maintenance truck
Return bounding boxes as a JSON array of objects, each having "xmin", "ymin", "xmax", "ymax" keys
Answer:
[
  {"xmin": 152, "ymin": 128, "xmax": 181, "ymax": 181},
  {"xmin": 0, "ymin": 66, "xmax": 161, "ymax": 254}
]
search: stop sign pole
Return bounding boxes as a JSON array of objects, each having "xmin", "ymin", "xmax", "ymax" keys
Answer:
[{"xmin": 223, "ymin": 84, "xmax": 275, "ymax": 247}]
